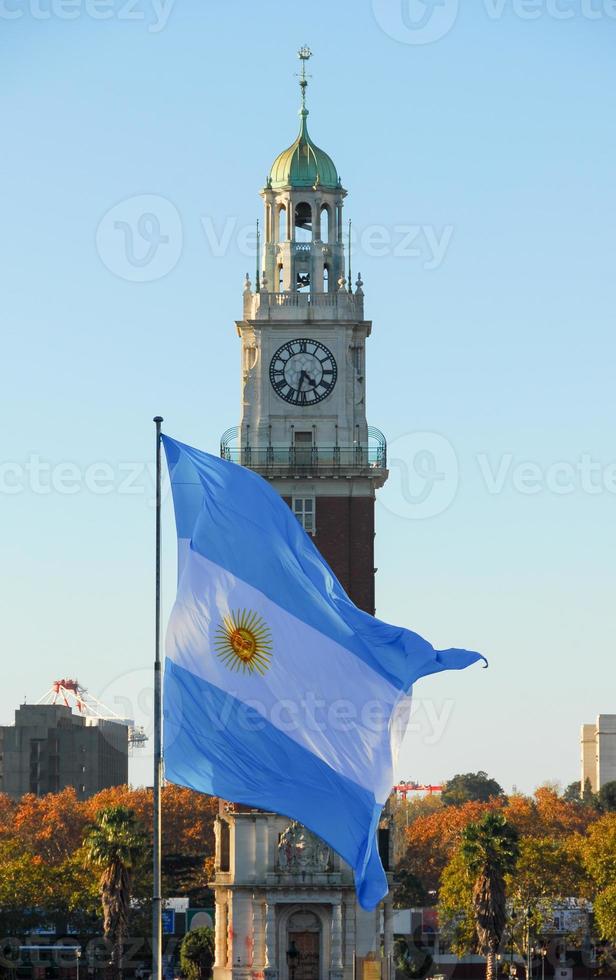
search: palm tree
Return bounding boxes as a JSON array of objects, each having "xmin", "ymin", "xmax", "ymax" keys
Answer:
[
  {"xmin": 84, "ymin": 806, "xmax": 147, "ymax": 980},
  {"xmin": 461, "ymin": 812, "xmax": 520, "ymax": 980}
]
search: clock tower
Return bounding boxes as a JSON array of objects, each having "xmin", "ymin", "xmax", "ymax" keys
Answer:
[{"xmin": 221, "ymin": 48, "xmax": 387, "ymax": 614}]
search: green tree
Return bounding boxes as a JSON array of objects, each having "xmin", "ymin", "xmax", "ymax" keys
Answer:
[
  {"xmin": 441, "ymin": 773, "xmax": 504, "ymax": 808},
  {"xmin": 598, "ymin": 781, "xmax": 616, "ymax": 813},
  {"xmin": 582, "ymin": 778, "xmax": 597, "ymax": 806},
  {"xmin": 84, "ymin": 806, "xmax": 147, "ymax": 980},
  {"xmin": 460, "ymin": 812, "xmax": 519, "ymax": 980},
  {"xmin": 594, "ymin": 881, "xmax": 616, "ymax": 941},
  {"xmin": 180, "ymin": 928, "xmax": 215, "ymax": 980},
  {"xmin": 393, "ymin": 867, "xmax": 428, "ymax": 909},
  {"xmin": 562, "ymin": 782, "xmax": 581, "ymax": 803}
]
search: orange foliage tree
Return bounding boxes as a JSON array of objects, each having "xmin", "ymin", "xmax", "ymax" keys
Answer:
[
  {"xmin": 0, "ymin": 783, "xmax": 219, "ymax": 933},
  {"xmin": 397, "ymin": 788, "xmax": 600, "ymax": 902}
]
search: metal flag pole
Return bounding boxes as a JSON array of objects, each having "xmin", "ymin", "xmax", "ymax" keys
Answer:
[{"xmin": 153, "ymin": 415, "xmax": 164, "ymax": 980}]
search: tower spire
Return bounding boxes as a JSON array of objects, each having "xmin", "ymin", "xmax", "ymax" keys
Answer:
[{"xmin": 297, "ymin": 45, "xmax": 312, "ymax": 114}]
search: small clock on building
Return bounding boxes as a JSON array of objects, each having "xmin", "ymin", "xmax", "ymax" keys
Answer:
[{"xmin": 269, "ymin": 338, "xmax": 337, "ymax": 406}]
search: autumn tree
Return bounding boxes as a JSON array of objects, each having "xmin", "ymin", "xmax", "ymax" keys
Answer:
[
  {"xmin": 10, "ymin": 788, "xmax": 88, "ymax": 860},
  {"xmin": 398, "ymin": 799, "xmax": 502, "ymax": 896},
  {"xmin": 582, "ymin": 813, "xmax": 616, "ymax": 941},
  {"xmin": 0, "ymin": 783, "xmax": 219, "ymax": 939}
]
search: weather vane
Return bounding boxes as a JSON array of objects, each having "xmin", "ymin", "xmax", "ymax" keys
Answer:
[{"xmin": 297, "ymin": 45, "xmax": 313, "ymax": 109}]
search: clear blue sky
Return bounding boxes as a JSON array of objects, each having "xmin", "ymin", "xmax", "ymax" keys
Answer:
[{"xmin": 2, "ymin": 0, "xmax": 615, "ymax": 793}]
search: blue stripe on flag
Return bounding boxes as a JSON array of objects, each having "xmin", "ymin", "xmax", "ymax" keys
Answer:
[{"xmin": 164, "ymin": 657, "xmax": 388, "ymax": 910}]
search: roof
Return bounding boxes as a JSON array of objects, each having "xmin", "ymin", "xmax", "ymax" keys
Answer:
[{"xmin": 268, "ymin": 108, "xmax": 340, "ymax": 191}]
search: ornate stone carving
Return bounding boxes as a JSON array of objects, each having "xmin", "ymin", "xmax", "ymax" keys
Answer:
[{"xmin": 277, "ymin": 821, "xmax": 331, "ymax": 872}]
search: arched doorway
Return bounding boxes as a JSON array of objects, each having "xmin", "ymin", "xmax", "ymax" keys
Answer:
[{"xmin": 287, "ymin": 910, "xmax": 321, "ymax": 980}]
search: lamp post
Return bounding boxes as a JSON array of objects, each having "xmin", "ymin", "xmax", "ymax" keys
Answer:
[
  {"xmin": 510, "ymin": 909, "xmax": 517, "ymax": 974},
  {"xmin": 286, "ymin": 941, "xmax": 301, "ymax": 980},
  {"xmin": 539, "ymin": 947, "xmax": 547, "ymax": 980},
  {"xmin": 75, "ymin": 947, "xmax": 82, "ymax": 980},
  {"xmin": 526, "ymin": 909, "xmax": 533, "ymax": 980}
]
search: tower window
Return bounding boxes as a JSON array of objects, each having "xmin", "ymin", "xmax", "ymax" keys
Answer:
[
  {"xmin": 278, "ymin": 264, "xmax": 284, "ymax": 291},
  {"xmin": 320, "ymin": 204, "xmax": 330, "ymax": 243},
  {"xmin": 219, "ymin": 820, "xmax": 230, "ymax": 872},
  {"xmin": 292, "ymin": 496, "xmax": 315, "ymax": 535},
  {"xmin": 323, "ymin": 265, "xmax": 329, "ymax": 293},
  {"xmin": 294, "ymin": 202, "xmax": 312, "ymax": 242},
  {"xmin": 278, "ymin": 204, "xmax": 287, "ymax": 242},
  {"xmin": 296, "ymin": 270, "xmax": 310, "ymax": 293}
]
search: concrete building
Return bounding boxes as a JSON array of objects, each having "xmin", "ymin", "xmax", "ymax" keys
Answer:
[
  {"xmin": 580, "ymin": 714, "xmax": 616, "ymax": 792},
  {"xmin": 0, "ymin": 703, "xmax": 128, "ymax": 799},
  {"xmin": 212, "ymin": 804, "xmax": 393, "ymax": 980}
]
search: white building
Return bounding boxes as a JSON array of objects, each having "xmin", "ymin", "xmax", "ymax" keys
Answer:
[
  {"xmin": 211, "ymin": 804, "xmax": 394, "ymax": 980},
  {"xmin": 580, "ymin": 714, "xmax": 616, "ymax": 792}
]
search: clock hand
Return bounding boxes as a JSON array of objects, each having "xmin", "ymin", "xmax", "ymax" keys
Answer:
[{"xmin": 299, "ymin": 369, "xmax": 317, "ymax": 390}]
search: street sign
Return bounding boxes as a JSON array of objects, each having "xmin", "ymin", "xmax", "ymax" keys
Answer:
[{"xmin": 161, "ymin": 909, "xmax": 176, "ymax": 934}]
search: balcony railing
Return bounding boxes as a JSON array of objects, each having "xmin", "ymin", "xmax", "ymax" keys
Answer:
[
  {"xmin": 242, "ymin": 288, "xmax": 365, "ymax": 321},
  {"xmin": 220, "ymin": 427, "xmax": 387, "ymax": 478}
]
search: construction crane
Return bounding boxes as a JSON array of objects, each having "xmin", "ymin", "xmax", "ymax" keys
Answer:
[
  {"xmin": 37, "ymin": 678, "xmax": 148, "ymax": 752},
  {"xmin": 393, "ymin": 781, "xmax": 443, "ymax": 799}
]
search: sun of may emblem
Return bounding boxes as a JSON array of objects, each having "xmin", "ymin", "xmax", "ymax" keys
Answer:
[{"xmin": 214, "ymin": 610, "xmax": 273, "ymax": 675}]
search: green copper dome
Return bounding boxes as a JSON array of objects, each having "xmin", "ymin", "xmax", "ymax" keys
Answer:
[{"xmin": 268, "ymin": 108, "xmax": 340, "ymax": 190}]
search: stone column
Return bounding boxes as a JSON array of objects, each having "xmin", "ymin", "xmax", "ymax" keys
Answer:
[
  {"xmin": 264, "ymin": 901, "xmax": 277, "ymax": 978},
  {"xmin": 314, "ymin": 199, "xmax": 322, "ymax": 241},
  {"xmin": 233, "ymin": 894, "xmax": 253, "ymax": 968},
  {"xmin": 227, "ymin": 896, "xmax": 234, "ymax": 968},
  {"xmin": 253, "ymin": 900, "xmax": 265, "ymax": 972},
  {"xmin": 331, "ymin": 901, "xmax": 343, "ymax": 979},
  {"xmin": 266, "ymin": 203, "xmax": 272, "ymax": 244},
  {"xmin": 343, "ymin": 899, "xmax": 356, "ymax": 977},
  {"xmin": 215, "ymin": 893, "xmax": 228, "ymax": 968}
]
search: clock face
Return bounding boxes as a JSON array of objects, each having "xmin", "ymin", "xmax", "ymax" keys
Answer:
[{"xmin": 269, "ymin": 339, "xmax": 337, "ymax": 406}]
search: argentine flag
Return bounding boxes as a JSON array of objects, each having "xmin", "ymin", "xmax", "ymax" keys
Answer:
[{"xmin": 162, "ymin": 435, "xmax": 485, "ymax": 910}]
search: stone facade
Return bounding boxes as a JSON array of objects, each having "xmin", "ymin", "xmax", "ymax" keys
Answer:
[
  {"xmin": 211, "ymin": 805, "xmax": 394, "ymax": 980},
  {"xmin": 0, "ymin": 703, "xmax": 128, "ymax": 799},
  {"xmin": 580, "ymin": 714, "xmax": 616, "ymax": 792}
]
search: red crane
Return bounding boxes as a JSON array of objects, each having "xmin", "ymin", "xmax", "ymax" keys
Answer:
[{"xmin": 393, "ymin": 781, "xmax": 443, "ymax": 799}]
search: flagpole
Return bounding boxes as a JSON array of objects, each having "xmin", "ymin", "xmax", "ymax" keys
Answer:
[{"xmin": 153, "ymin": 415, "xmax": 164, "ymax": 980}]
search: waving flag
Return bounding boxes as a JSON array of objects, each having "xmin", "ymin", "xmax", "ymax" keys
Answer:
[{"xmin": 162, "ymin": 435, "xmax": 485, "ymax": 910}]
